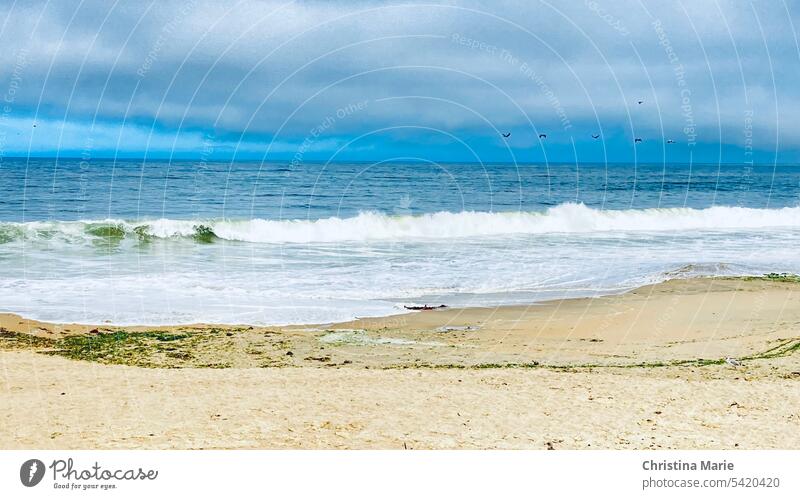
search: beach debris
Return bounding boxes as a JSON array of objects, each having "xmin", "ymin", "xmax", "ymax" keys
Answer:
[
  {"xmin": 319, "ymin": 329, "xmax": 444, "ymax": 347},
  {"xmin": 305, "ymin": 356, "xmax": 332, "ymax": 363},
  {"xmin": 663, "ymin": 263, "xmax": 732, "ymax": 278},
  {"xmin": 724, "ymin": 357, "xmax": 743, "ymax": 367},
  {"xmin": 435, "ymin": 325, "xmax": 479, "ymax": 333},
  {"xmin": 545, "ymin": 441, "xmax": 555, "ymax": 450},
  {"xmin": 285, "ymin": 351, "xmax": 294, "ymax": 356},
  {"xmin": 404, "ymin": 304, "xmax": 447, "ymax": 311}
]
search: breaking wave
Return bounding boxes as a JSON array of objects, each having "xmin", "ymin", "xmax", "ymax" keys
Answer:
[{"xmin": 2, "ymin": 203, "xmax": 800, "ymax": 244}]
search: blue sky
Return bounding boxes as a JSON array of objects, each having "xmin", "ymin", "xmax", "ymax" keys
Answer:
[{"xmin": 0, "ymin": 0, "xmax": 799, "ymax": 164}]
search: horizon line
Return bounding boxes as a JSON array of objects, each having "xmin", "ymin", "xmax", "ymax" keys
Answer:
[{"xmin": 1, "ymin": 156, "xmax": 797, "ymax": 167}]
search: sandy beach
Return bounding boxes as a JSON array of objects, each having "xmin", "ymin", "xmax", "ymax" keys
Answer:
[{"xmin": 2, "ymin": 276, "xmax": 799, "ymax": 449}]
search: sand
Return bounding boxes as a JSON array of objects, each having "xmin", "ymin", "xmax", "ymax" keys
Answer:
[{"xmin": 1, "ymin": 277, "xmax": 799, "ymax": 449}]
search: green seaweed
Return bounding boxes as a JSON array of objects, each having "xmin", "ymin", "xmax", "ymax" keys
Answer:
[
  {"xmin": 152, "ymin": 332, "xmax": 188, "ymax": 342},
  {"xmin": 742, "ymin": 338, "xmax": 800, "ymax": 360},
  {"xmin": 45, "ymin": 330, "xmax": 195, "ymax": 366},
  {"xmin": 3, "ymin": 324, "xmax": 799, "ymax": 371},
  {"xmin": 741, "ymin": 273, "xmax": 800, "ymax": 283},
  {"xmin": 0, "ymin": 329, "xmax": 55, "ymax": 349},
  {"xmin": 385, "ymin": 339, "xmax": 800, "ymax": 371}
]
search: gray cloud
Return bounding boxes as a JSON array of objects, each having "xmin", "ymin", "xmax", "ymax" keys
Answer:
[{"xmin": 1, "ymin": 0, "xmax": 798, "ymax": 157}]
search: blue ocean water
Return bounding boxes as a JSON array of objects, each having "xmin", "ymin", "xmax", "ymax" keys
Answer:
[
  {"xmin": 1, "ymin": 159, "xmax": 799, "ymax": 325},
  {"xmin": 3, "ymin": 160, "xmax": 799, "ymax": 221}
]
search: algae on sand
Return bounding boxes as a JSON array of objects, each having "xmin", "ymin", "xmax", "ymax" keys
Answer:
[{"xmin": 742, "ymin": 273, "xmax": 800, "ymax": 283}]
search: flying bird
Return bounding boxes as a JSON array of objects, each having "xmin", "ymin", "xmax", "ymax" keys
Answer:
[
  {"xmin": 591, "ymin": 134, "xmax": 600, "ymax": 139},
  {"xmin": 666, "ymin": 139, "xmax": 675, "ymax": 144},
  {"xmin": 637, "ymin": 100, "xmax": 644, "ymax": 104},
  {"xmin": 538, "ymin": 133, "xmax": 547, "ymax": 139},
  {"xmin": 634, "ymin": 138, "xmax": 643, "ymax": 143},
  {"xmin": 502, "ymin": 132, "xmax": 511, "ymax": 138}
]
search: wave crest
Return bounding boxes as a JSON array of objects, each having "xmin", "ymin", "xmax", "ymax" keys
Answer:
[{"xmin": 2, "ymin": 203, "xmax": 799, "ymax": 244}]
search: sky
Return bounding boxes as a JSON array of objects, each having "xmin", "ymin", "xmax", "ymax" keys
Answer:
[{"xmin": 0, "ymin": 0, "xmax": 798, "ymax": 164}]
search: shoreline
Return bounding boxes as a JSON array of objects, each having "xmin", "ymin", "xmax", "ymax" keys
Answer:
[
  {"xmin": 2, "ymin": 275, "xmax": 800, "ymax": 369},
  {"xmin": 2, "ymin": 275, "xmax": 799, "ymax": 449},
  {"xmin": 2, "ymin": 271, "xmax": 795, "ymax": 330}
]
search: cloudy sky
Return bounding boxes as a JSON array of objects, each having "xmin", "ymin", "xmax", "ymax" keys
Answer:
[{"xmin": 0, "ymin": 0, "xmax": 798, "ymax": 163}]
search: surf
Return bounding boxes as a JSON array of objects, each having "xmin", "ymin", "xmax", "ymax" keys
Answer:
[{"xmin": 2, "ymin": 203, "xmax": 800, "ymax": 245}]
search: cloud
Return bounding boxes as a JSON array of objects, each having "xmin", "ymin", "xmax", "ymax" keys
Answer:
[{"xmin": 0, "ymin": 0, "xmax": 798, "ymax": 161}]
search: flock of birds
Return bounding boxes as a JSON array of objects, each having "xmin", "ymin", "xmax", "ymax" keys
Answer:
[
  {"xmin": 30, "ymin": 101, "xmax": 676, "ymax": 145},
  {"xmin": 501, "ymin": 100, "xmax": 677, "ymax": 145}
]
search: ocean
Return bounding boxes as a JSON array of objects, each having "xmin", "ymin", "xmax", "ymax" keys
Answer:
[{"xmin": 1, "ymin": 159, "xmax": 799, "ymax": 325}]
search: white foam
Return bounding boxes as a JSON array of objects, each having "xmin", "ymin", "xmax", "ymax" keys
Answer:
[
  {"xmin": 3, "ymin": 203, "xmax": 800, "ymax": 326},
  {"xmin": 3, "ymin": 203, "xmax": 800, "ymax": 244}
]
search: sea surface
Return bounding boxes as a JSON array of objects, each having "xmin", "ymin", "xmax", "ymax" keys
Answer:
[{"xmin": 1, "ymin": 159, "xmax": 799, "ymax": 325}]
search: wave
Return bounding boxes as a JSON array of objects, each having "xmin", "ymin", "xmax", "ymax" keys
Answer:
[{"xmin": 2, "ymin": 203, "xmax": 800, "ymax": 244}]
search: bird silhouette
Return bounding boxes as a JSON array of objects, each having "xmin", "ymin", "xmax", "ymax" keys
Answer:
[
  {"xmin": 502, "ymin": 132, "xmax": 511, "ymax": 138},
  {"xmin": 637, "ymin": 100, "xmax": 643, "ymax": 105},
  {"xmin": 634, "ymin": 138, "xmax": 643, "ymax": 143},
  {"xmin": 591, "ymin": 134, "xmax": 600, "ymax": 139},
  {"xmin": 538, "ymin": 133, "xmax": 547, "ymax": 139},
  {"xmin": 666, "ymin": 139, "xmax": 675, "ymax": 144}
]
